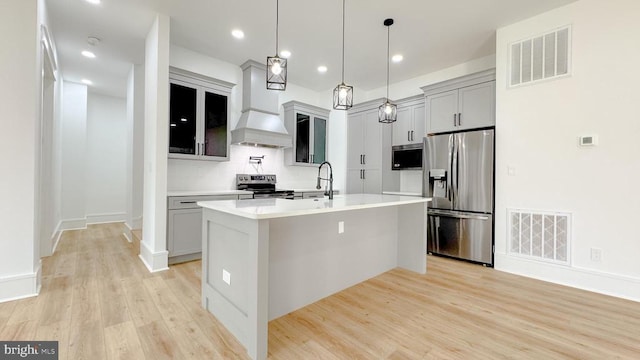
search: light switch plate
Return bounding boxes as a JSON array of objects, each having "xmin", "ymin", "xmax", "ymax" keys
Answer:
[{"xmin": 338, "ymin": 221, "xmax": 344, "ymax": 234}]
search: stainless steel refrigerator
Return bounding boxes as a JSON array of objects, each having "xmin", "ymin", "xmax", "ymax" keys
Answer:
[{"xmin": 423, "ymin": 128, "xmax": 494, "ymax": 266}]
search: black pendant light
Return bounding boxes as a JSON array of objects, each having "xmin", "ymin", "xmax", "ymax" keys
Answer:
[
  {"xmin": 378, "ymin": 18, "xmax": 397, "ymax": 123},
  {"xmin": 332, "ymin": 0, "xmax": 353, "ymax": 110},
  {"xmin": 267, "ymin": 0, "xmax": 287, "ymax": 90}
]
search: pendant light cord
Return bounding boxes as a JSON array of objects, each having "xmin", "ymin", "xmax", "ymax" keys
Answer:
[
  {"xmin": 341, "ymin": 0, "xmax": 345, "ymax": 83},
  {"xmin": 275, "ymin": 0, "xmax": 279, "ymax": 54},
  {"xmin": 386, "ymin": 24, "xmax": 390, "ymax": 100}
]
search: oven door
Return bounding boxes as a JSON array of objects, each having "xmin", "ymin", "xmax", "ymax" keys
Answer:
[{"xmin": 251, "ymin": 192, "xmax": 295, "ymax": 200}]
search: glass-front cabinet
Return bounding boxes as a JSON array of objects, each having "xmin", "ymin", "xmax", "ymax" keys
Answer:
[
  {"xmin": 283, "ymin": 101, "xmax": 330, "ymax": 166},
  {"xmin": 169, "ymin": 67, "xmax": 234, "ymax": 161}
]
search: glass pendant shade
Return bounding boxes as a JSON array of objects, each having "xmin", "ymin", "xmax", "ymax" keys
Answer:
[
  {"xmin": 333, "ymin": 83, "xmax": 353, "ymax": 110},
  {"xmin": 267, "ymin": 56, "xmax": 287, "ymax": 90},
  {"xmin": 333, "ymin": 0, "xmax": 353, "ymax": 110},
  {"xmin": 378, "ymin": 99, "xmax": 397, "ymax": 123}
]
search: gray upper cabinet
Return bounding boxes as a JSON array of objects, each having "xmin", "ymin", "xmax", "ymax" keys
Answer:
[
  {"xmin": 169, "ymin": 67, "xmax": 235, "ymax": 161},
  {"xmin": 283, "ymin": 101, "xmax": 330, "ymax": 166},
  {"xmin": 422, "ymin": 69, "xmax": 495, "ymax": 134},
  {"xmin": 392, "ymin": 95, "xmax": 426, "ymax": 145}
]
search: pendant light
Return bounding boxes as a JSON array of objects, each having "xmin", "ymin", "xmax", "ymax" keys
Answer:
[
  {"xmin": 378, "ymin": 18, "xmax": 397, "ymax": 123},
  {"xmin": 267, "ymin": 0, "xmax": 287, "ymax": 90},
  {"xmin": 332, "ymin": 0, "xmax": 353, "ymax": 110}
]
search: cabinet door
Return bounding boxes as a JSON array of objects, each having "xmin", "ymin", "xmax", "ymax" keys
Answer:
[
  {"xmin": 426, "ymin": 89, "xmax": 458, "ymax": 134},
  {"xmin": 295, "ymin": 112, "xmax": 311, "ymax": 164},
  {"xmin": 362, "ymin": 110, "xmax": 382, "ymax": 169},
  {"xmin": 347, "ymin": 112, "xmax": 364, "ymax": 169},
  {"xmin": 457, "ymin": 81, "xmax": 495, "ymax": 131},
  {"xmin": 392, "ymin": 107, "xmax": 413, "ymax": 146},
  {"xmin": 412, "ymin": 103, "xmax": 426, "ymax": 143},
  {"xmin": 203, "ymin": 90, "xmax": 228, "ymax": 158},
  {"xmin": 169, "ymin": 82, "xmax": 198, "ymax": 156},
  {"xmin": 312, "ymin": 116, "xmax": 327, "ymax": 164},
  {"xmin": 346, "ymin": 169, "xmax": 363, "ymax": 194},
  {"xmin": 167, "ymin": 208, "xmax": 202, "ymax": 257},
  {"xmin": 362, "ymin": 169, "xmax": 382, "ymax": 194}
]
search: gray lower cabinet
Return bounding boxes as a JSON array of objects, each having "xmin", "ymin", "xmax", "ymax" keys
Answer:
[{"xmin": 167, "ymin": 194, "xmax": 241, "ymax": 264}]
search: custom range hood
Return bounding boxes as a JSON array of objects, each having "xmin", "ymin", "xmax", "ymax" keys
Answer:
[{"xmin": 231, "ymin": 60, "xmax": 293, "ymax": 148}]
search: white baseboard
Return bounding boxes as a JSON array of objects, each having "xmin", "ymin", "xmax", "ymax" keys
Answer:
[
  {"xmin": 139, "ymin": 241, "xmax": 169, "ymax": 273},
  {"xmin": 60, "ymin": 218, "xmax": 87, "ymax": 231},
  {"xmin": 86, "ymin": 212, "xmax": 126, "ymax": 224},
  {"xmin": 0, "ymin": 263, "xmax": 41, "ymax": 304},
  {"xmin": 50, "ymin": 221, "xmax": 63, "ymax": 255},
  {"xmin": 122, "ymin": 230, "xmax": 133, "ymax": 243},
  {"xmin": 495, "ymin": 253, "xmax": 640, "ymax": 302}
]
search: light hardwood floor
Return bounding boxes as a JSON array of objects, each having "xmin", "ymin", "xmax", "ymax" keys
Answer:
[{"xmin": 1, "ymin": 223, "xmax": 638, "ymax": 359}]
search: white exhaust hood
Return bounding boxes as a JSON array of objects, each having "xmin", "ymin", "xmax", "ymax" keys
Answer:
[{"xmin": 231, "ymin": 60, "xmax": 293, "ymax": 148}]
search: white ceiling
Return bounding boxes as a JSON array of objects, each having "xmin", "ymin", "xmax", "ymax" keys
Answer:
[{"xmin": 47, "ymin": 0, "xmax": 578, "ymax": 98}]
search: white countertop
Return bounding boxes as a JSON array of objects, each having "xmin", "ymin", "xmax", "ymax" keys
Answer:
[
  {"xmin": 167, "ymin": 190, "xmax": 253, "ymax": 197},
  {"xmin": 382, "ymin": 191, "xmax": 423, "ymax": 197},
  {"xmin": 198, "ymin": 194, "xmax": 431, "ymax": 220}
]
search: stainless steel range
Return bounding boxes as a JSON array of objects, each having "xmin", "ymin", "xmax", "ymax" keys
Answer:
[{"xmin": 236, "ymin": 174, "xmax": 294, "ymax": 199}]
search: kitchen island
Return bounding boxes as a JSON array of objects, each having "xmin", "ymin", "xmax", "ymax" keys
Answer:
[{"xmin": 197, "ymin": 194, "xmax": 430, "ymax": 360}]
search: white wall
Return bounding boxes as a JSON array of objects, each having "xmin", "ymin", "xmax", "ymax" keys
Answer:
[
  {"xmin": 0, "ymin": 0, "xmax": 41, "ymax": 302},
  {"xmin": 495, "ymin": 0, "xmax": 640, "ymax": 301},
  {"xmin": 141, "ymin": 14, "xmax": 170, "ymax": 272},
  {"xmin": 125, "ymin": 64, "xmax": 145, "ymax": 235},
  {"xmin": 168, "ymin": 46, "xmax": 342, "ymax": 192},
  {"xmin": 60, "ymin": 82, "xmax": 88, "ymax": 228},
  {"xmin": 86, "ymin": 94, "xmax": 127, "ymax": 223}
]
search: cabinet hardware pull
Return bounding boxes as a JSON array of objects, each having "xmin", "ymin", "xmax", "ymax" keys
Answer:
[
  {"xmin": 363, "ymin": 169, "xmax": 365, "ymax": 179},
  {"xmin": 363, "ymin": 154, "xmax": 365, "ymax": 164},
  {"xmin": 458, "ymin": 113, "xmax": 462, "ymax": 126},
  {"xmin": 180, "ymin": 201, "xmax": 197, "ymax": 204},
  {"xmin": 453, "ymin": 113, "xmax": 457, "ymax": 126},
  {"xmin": 197, "ymin": 143, "xmax": 200, "ymax": 155},
  {"xmin": 411, "ymin": 130, "xmax": 414, "ymax": 141},
  {"xmin": 408, "ymin": 131, "xmax": 410, "ymax": 142}
]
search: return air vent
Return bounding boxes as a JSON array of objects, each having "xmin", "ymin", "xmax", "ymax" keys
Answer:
[
  {"xmin": 509, "ymin": 26, "xmax": 571, "ymax": 87},
  {"xmin": 508, "ymin": 209, "xmax": 570, "ymax": 264}
]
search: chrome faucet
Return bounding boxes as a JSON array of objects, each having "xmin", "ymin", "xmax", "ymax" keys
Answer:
[{"xmin": 316, "ymin": 161, "xmax": 334, "ymax": 200}]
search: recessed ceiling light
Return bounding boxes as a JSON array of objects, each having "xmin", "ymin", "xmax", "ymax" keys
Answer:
[
  {"xmin": 180, "ymin": 118, "xmax": 188, "ymax": 122},
  {"xmin": 81, "ymin": 50, "xmax": 96, "ymax": 58},
  {"xmin": 280, "ymin": 50, "xmax": 291, "ymax": 58},
  {"xmin": 392, "ymin": 54, "xmax": 404, "ymax": 63},
  {"xmin": 85, "ymin": 0, "xmax": 101, "ymax": 4},
  {"xmin": 170, "ymin": 123, "xmax": 177, "ymax": 127},
  {"xmin": 317, "ymin": 66, "xmax": 328, "ymax": 73},
  {"xmin": 231, "ymin": 29, "xmax": 245, "ymax": 39},
  {"xmin": 81, "ymin": 79, "xmax": 93, "ymax": 85}
]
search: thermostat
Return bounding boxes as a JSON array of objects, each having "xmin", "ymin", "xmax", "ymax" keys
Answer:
[{"xmin": 579, "ymin": 135, "xmax": 598, "ymax": 147}]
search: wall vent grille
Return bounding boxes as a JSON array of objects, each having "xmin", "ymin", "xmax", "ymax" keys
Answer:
[
  {"xmin": 508, "ymin": 209, "xmax": 570, "ymax": 265},
  {"xmin": 509, "ymin": 26, "xmax": 571, "ymax": 87}
]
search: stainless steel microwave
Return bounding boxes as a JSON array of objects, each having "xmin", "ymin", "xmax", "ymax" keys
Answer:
[{"xmin": 392, "ymin": 143, "xmax": 423, "ymax": 170}]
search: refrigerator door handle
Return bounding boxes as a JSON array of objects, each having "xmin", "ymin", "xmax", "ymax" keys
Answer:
[
  {"xmin": 427, "ymin": 209, "xmax": 490, "ymax": 221},
  {"xmin": 450, "ymin": 135, "xmax": 458, "ymax": 207}
]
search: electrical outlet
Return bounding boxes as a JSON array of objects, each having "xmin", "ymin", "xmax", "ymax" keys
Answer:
[
  {"xmin": 222, "ymin": 269, "xmax": 231, "ymax": 285},
  {"xmin": 338, "ymin": 221, "xmax": 344, "ymax": 234},
  {"xmin": 590, "ymin": 248, "xmax": 602, "ymax": 262}
]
